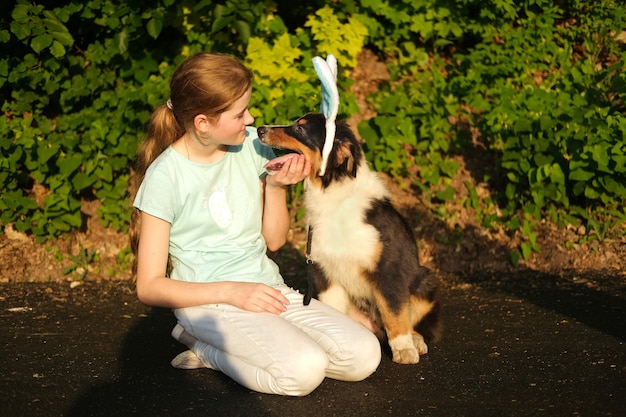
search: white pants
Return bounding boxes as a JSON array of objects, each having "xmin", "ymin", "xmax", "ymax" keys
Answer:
[{"xmin": 173, "ymin": 286, "xmax": 381, "ymax": 396}]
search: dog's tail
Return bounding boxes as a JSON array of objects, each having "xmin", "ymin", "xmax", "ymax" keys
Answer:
[{"xmin": 411, "ymin": 266, "xmax": 443, "ymax": 344}]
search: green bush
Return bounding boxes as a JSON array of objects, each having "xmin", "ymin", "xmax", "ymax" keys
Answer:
[
  {"xmin": 0, "ymin": 0, "xmax": 363, "ymax": 241},
  {"xmin": 1, "ymin": 0, "xmax": 624, "ymax": 263},
  {"xmin": 340, "ymin": 0, "xmax": 626, "ymax": 260}
]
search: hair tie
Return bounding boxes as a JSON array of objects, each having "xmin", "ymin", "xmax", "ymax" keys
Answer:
[{"xmin": 166, "ymin": 98, "xmax": 173, "ymax": 110}]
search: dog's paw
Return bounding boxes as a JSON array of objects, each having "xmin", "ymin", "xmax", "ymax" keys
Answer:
[
  {"xmin": 412, "ymin": 332, "xmax": 428, "ymax": 355},
  {"xmin": 389, "ymin": 334, "xmax": 421, "ymax": 364},
  {"xmin": 391, "ymin": 347, "xmax": 420, "ymax": 364}
]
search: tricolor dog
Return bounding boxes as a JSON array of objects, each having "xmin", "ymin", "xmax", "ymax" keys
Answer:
[{"xmin": 258, "ymin": 113, "xmax": 441, "ymax": 364}]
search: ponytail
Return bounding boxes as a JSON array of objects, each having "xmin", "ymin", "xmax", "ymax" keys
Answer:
[{"xmin": 129, "ymin": 103, "xmax": 181, "ymax": 274}]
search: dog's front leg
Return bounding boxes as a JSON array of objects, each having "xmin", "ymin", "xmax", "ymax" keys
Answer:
[
  {"xmin": 373, "ymin": 293, "xmax": 421, "ymax": 364},
  {"xmin": 317, "ymin": 284, "xmax": 351, "ymax": 314}
]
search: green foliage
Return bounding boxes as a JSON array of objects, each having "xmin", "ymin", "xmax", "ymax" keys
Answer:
[
  {"xmin": 0, "ymin": 1, "xmax": 361, "ymax": 242},
  {"xmin": 245, "ymin": 33, "xmax": 314, "ymax": 123},
  {"xmin": 1, "ymin": 0, "xmax": 625, "ymax": 266},
  {"xmin": 344, "ymin": 0, "xmax": 626, "ymax": 259},
  {"xmin": 358, "ymin": 55, "xmax": 460, "ymax": 191},
  {"xmin": 466, "ymin": 1, "xmax": 626, "ymax": 213},
  {"xmin": 1, "ymin": 0, "xmax": 252, "ymax": 240},
  {"xmin": 61, "ymin": 244, "xmax": 100, "ymax": 280},
  {"xmin": 1, "ymin": 0, "xmax": 178, "ymax": 240},
  {"xmin": 304, "ymin": 5, "xmax": 368, "ymax": 69},
  {"xmin": 246, "ymin": 5, "xmax": 363, "ymax": 124}
]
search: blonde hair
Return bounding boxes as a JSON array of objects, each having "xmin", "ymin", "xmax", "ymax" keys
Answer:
[{"xmin": 130, "ymin": 52, "xmax": 253, "ymax": 273}]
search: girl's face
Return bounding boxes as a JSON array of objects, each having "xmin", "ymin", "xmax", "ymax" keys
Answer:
[{"xmin": 211, "ymin": 88, "xmax": 254, "ymax": 145}]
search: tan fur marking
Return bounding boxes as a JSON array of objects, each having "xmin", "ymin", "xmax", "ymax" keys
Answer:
[
  {"xmin": 259, "ymin": 128, "xmax": 322, "ymax": 182},
  {"xmin": 337, "ymin": 143, "xmax": 354, "ymax": 172},
  {"xmin": 371, "ymin": 292, "xmax": 413, "ymax": 340},
  {"xmin": 409, "ymin": 297, "xmax": 435, "ymax": 326}
]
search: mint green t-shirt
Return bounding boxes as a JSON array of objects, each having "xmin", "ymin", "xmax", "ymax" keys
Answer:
[{"xmin": 133, "ymin": 127, "xmax": 284, "ymax": 286}]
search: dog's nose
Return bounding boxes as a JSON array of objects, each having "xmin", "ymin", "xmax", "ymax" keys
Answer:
[{"xmin": 257, "ymin": 126, "xmax": 267, "ymax": 138}]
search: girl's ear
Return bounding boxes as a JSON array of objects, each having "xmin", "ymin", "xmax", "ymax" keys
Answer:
[{"xmin": 193, "ymin": 113, "xmax": 212, "ymax": 134}]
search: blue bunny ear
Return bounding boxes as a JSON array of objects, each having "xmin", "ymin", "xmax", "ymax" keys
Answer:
[{"xmin": 312, "ymin": 55, "xmax": 339, "ymax": 176}]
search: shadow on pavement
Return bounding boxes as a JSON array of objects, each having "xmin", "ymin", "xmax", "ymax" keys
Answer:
[
  {"xmin": 459, "ymin": 269, "xmax": 626, "ymax": 342},
  {"xmin": 64, "ymin": 307, "xmax": 272, "ymax": 417}
]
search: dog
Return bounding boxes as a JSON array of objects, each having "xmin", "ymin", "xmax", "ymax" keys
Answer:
[{"xmin": 257, "ymin": 113, "xmax": 440, "ymax": 364}]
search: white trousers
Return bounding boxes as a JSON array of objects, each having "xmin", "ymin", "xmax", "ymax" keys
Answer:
[{"xmin": 173, "ymin": 286, "xmax": 381, "ymax": 396}]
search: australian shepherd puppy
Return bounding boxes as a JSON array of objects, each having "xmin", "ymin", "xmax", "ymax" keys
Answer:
[{"xmin": 258, "ymin": 113, "xmax": 440, "ymax": 364}]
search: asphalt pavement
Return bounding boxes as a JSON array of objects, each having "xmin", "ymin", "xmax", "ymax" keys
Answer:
[{"xmin": 2, "ymin": 270, "xmax": 625, "ymax": 417}]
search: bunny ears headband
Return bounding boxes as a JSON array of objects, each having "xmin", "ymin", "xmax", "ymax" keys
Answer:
[{"xmin": 312, "ymin": 55, "xmax": 339, "ymax": 176}]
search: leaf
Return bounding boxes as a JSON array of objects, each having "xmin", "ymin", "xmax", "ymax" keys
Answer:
[
  {"xmin": 49, "ymin": 28, "xmax": 74, "ymax": 46},
  {"xmin": 212, "ymin": 16, "xmax": 233, "ymax": 33},
  {"xmin": 599, "ymin": 175, "xmax": 626, "ymax": 195},
  {"xmin": 146, "ymin": 16, "xmax": 163, "ymax": 39},
  {"xmin": 37, "ymin": 143, "xmax": 59, "ymax": 164},
  {"xmin": 435, "ymin": 185, "xmax": 455, "ymax": 201},
  {"xmin": 584, "ymin": 184, "xmax": 601, "ymax": 199},
  {"xmin": 591, "ymin": 143, "xmax": 611, "ymax": 171},
  {"xmin": 233, "ymin": 20, "xmax": 251, "ymax": 43},
  {"xmin": 57, "ymin": 154, "xmax": 83, "ymax": 177},
  {"xmin": 358, "ymin": 121, "xmax": 381, "ymax": 151},
  {"xmin": 43, "ymin": 12, "xmax": 74, "ymax": 46},
  {"xmin": 11, "ymin": 4, "xmax": 30, "ymax": 21},
  {"xmin": 31, "ymin": 34, "xmax": 53, "ymax": 54},
  {"xmin": 116, "ymin": 29, "xmax": 129, "ymax": 54},
  {"xmin": 513, "ymin": 118, "xmax": 533, "ymax": 133},
  {"xmin": 72, "ymin": 172, "xmax": 96, "ymax": 191},
  {"xmin": 0, "ymin": 29, "xmax": 9, "ymax": 43},
  {"xmin": 49, "ymin": 40, "xmax": 66, "ymax": 58},
  {"xmin": 97, "ymin": 163, "xmax": 113, "ymax": 182}
]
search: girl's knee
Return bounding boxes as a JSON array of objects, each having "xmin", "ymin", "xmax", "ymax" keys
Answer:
[
  {"xmin": 347, "ymin": 333, "xmax": 382, "ymax": 381},
  {"xmin": 362, "ymin": 339, "xmax": 382, "ymax": 377},
  {"xmin": 276, "ymin": 349, "xmax": 328, "ymax": 396}
]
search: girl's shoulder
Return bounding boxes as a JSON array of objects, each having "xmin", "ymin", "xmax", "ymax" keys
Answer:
[{"xmin": 144, "ymin": 146, "xmax": 181, "ymax": 177}]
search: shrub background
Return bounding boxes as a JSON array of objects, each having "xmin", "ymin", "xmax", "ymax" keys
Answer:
[{"xmin": 1, "ymin": 0, "xmax": 625, "ymax": 263}]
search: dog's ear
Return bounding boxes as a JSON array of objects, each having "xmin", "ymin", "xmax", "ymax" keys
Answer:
[{"xmin": 336, "ymin": 142, "xmax": 357, "ymax": 177}]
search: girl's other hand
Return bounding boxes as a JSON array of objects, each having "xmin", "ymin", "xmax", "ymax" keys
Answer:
[
  {"xmin": 265, "ymin": 154, "xmax": 310, "ymax": 187},
  {"xmin": 226, "ymin": 282, "xmax": 290, "ymax": 314}
]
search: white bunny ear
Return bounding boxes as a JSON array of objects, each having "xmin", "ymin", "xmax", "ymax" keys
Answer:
[{"xmin": 312, "ymin": 55, "xmax": 339, "ymax": 176}]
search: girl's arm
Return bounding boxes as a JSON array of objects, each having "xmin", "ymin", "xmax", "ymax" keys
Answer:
[
  {"xmin": 135, "ymin": 212, "xmax": 289, "ymax": 312},
  {"xmin": 261, "ymin": 154, "xmax": 310, "ymax": 251}
]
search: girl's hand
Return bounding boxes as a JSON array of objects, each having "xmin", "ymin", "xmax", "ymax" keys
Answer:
[
  {"xmin": 265, "ymin": 154, "xmax": 310, "ymax": 187},
  {"xmin": 226, "ymin": 282, "xmax": 290, "ymax": 314}
]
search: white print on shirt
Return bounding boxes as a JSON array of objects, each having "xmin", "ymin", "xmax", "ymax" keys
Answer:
[
  {"xmin": 204, "ymin": 181, "xmax": 233, "ymax": 229},
  {"xmin": 207, "ymin": 190, "xmax": 233, "ymax": 228}
]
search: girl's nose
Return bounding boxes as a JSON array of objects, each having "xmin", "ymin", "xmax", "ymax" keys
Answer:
[{"xmin": 244, "ymin": 109, "xmax": 254, "ymax": 125}]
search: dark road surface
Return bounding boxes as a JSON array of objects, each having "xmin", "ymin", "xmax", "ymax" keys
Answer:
[{"xmin": 2, "ymin": 271, "xmax": 625, "ymax": 417}]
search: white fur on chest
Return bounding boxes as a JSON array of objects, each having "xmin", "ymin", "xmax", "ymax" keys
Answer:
[{"xmin": 305, "ymin": 163, "xmax": 389, "ymax": 291}]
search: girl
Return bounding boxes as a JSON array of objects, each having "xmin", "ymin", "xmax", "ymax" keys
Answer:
[{"xmin": 130, "ymin": 52, "xmax": 381, "ymax": 396}]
